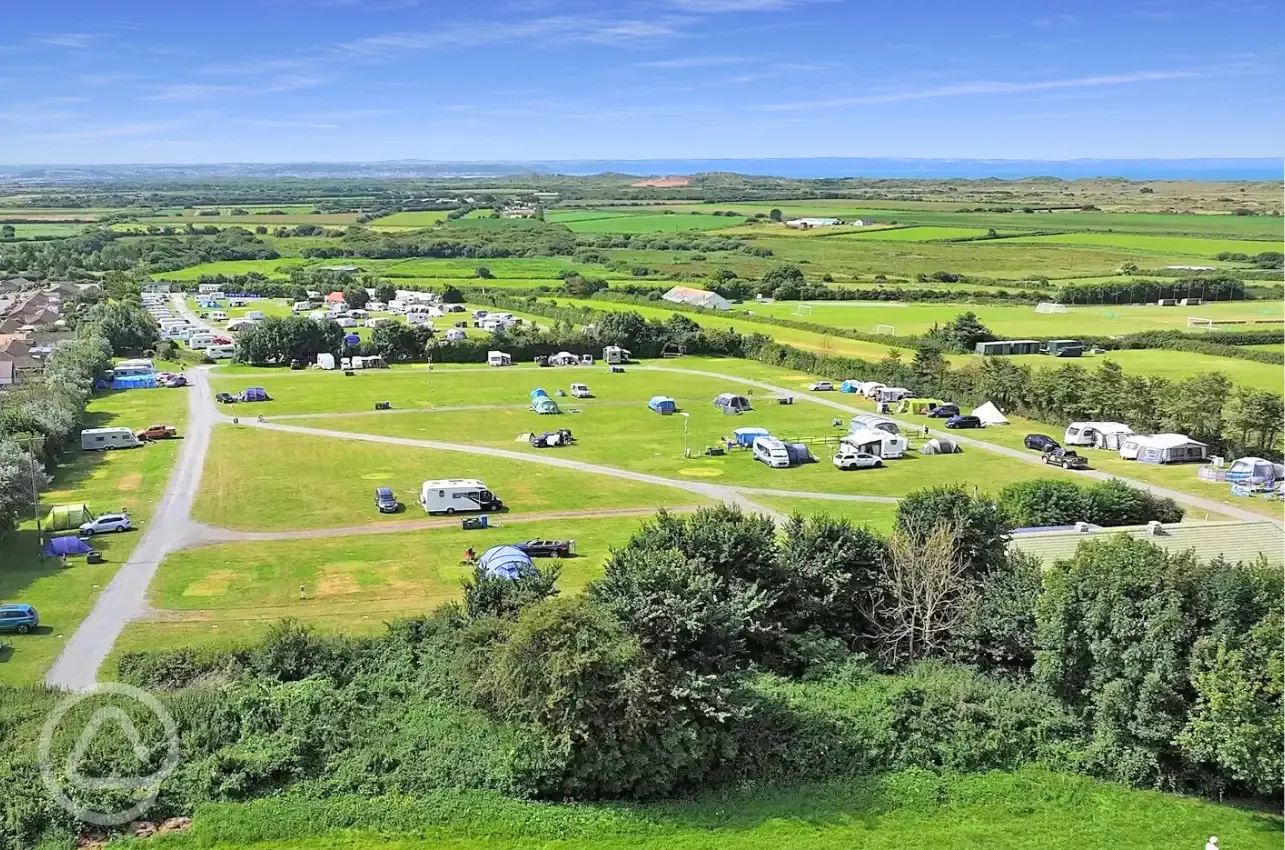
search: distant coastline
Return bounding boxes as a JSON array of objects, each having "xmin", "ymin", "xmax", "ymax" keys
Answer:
[{"xmin": 0, "ymin": 157, "xmax": 1279, "ymax": 182}]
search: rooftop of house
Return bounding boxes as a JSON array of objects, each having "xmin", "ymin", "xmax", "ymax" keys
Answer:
[{"xmin": 1009, "ymin": 520, "xmax": 1283, "ymax": 566}]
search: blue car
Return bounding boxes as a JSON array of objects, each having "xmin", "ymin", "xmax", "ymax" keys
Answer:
[
  {"xmin": 927, "ymin": 404, "xmax": 960, "ymax": 418},
  {"xmin": 945, "ymin": 415, "xmax": 982, "ymax": 429},
  {"xmin": 0, "ymin": 604, "xmax": 39, "ymax": 634}
]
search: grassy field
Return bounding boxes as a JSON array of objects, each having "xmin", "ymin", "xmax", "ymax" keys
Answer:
[
  {"xmin": 157, "ymin": 259, "xmax": 311, "ymax": 280},
  {"xmin": 191, "ymin": 425, "xmax": 710, "ymax": 531},
  {"xmin": 740, "ymin": 299, "xmax": 1281, "ymax": 337},
  {"xmin": 830, "ymin": 225, "xmax": 1004, "ymax": 242},
  {"xmin": 2, "ymin": 222, "xmax": 86, "ymax": 237},
  {"xmin": 109, "ymin": 515, "xmax": 650, "ymax": 661},
  {"xmin": 1004, "ymin": 231, "xmax": 1281, "ymax": 258},
  {"xmin": 563, "ymin": 213, "xmax": 749, "ymax": 233},
  {"xmin": 129, "ymin": 768, "xmax": 1284, "ymax": 850},
  {"xmin": 371, "ymin": 211, "xmax": 450, "ymax": 227},
  {"xmin": 0, "ymin": 384, "xmax": 190, "ymax": 684},
  {"xmin": 1068, "ymin": 349, "xmax": 1284, "ymax": 393}
]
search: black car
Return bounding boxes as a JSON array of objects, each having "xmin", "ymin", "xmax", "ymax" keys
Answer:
[
  {"xmin": 1024, "ymin": 433, "xmax": 1060, "ymax": 452},
  {"xmin": 515, "ymin": 539, "xmax": 573, "ymax": 558},
  {"xmin": 1043, "ymin": 448, "xmax": 1088, "ymax": 470},
  {"xmin": 214, "ymin": 392, "xmax": 236, "ymax": 403},
  {"xmin": 529, "ymin": 429, "xmax": 573, "ymax": 448},
  {"xmin": 374, "ymin": 487, "xmax": 400, "ymax": 513},
  {"xmin": 945, "ymin": 415, "xmax": 982, "ymax": 429},
  {"xmin": 927, "ymin": 404, "xmax": 960, "ymax": 418}
]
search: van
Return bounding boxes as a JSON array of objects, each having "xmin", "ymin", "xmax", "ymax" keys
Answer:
[
  {"xmin": 752, "ymin": 436, "xmax": 792, "ymax": 468},
  {"xmin": 210, "ymin": 311, "xmax": 228, "ymax": 322},
  {"xmin": 81, "ymin": 427, "xmax": 141, "ymax": 451},
  {"xmin": 205, "ymin": 344, "xmax": 236, "ymax": 360},
  {"xmin": 419, "ymin": 479, "xmax": 503, "ymax": 514}
]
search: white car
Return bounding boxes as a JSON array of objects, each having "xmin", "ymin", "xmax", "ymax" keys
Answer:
[
  {"xmin": 809, "ymin": 381, "xmax": 834, "ymax": 392},
  {"xmin": 833, "ymin": 450, "xmax": 883, "ymax": 471},
  {"xmin": 570, "ymin": 383, "xmax": 592, "ymax": 398},
  {"xmin": 79, "ymin": 513, "xmax": 133, "ymax": 535}
]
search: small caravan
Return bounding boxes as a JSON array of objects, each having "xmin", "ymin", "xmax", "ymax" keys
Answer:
[
  {"xmin": 419, "ymin": 479, "xmax": 503, "ymax": 514},
  {"xmin": 81, "ymin": 427, "xmax": 141, "ymax": 451},
  {"xmin": 1064, "ymin": 422, "xmax": 1134, "ymax": 449},
  {"xmin": 487, "ymin": 350, "xmax": 512, "ymax": 367},
  {"xmin": 842, "ymin": 428, "xmax": 907, "ymax": 460},
  {"xmin": 205, "ymin": 344, "xmax": 236, "ymax": 360}
]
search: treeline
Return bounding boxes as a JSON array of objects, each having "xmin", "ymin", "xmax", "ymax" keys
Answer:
[
  {"xmin": 1054, "ymin": 274, "xmax": 1252, "ymax": 304},
  {"xmin": 299, "ymin": 222, "xmax": 578, "ymax": 259},
  {"xmin": 0, "ymin": 227, "xmax": 277, "ymax": 278},
  {"xmin": 5, "ymin": 492, "xmax": 1276, "ymax": 846}
]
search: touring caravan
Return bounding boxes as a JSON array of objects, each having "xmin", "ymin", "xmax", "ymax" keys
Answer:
[
  {"xmin": 205, "ymin": 344, "xmax": 236, "ymax": 360},
  {"xmin": 188, "ymin": 332, "xmax": 216, "ymax": 349},
  {"xmin": 850, "ymin": 414, "xmax": 900, "ymax": 435},
  {"xmin": 293, "ymin": 301, "xmax": 312, "ymax": 313},
  {"xmin": 81, "ymin": 427, "xmax": 141, "ymax": 451},
  {"xmin": 487, "ymin": 350, "xmax": 512, "ymax": 367},
  {"xmin": 603, "ymin": 345, "xmax": 631, "ymax": 365},
  {"xmin": 842, "ymin": 428, "xmax": 908, "ymax": 459},
  {"xmin": 419, "ymin": 479, "xmax": 503, "ymax": 514},
  {"xmin": 209, "ymin": 311, "xmax": 228, "ymax": 322},
  {"xmin": 1064, "ymin": 422, "xmax": 1134, "ymax": 449},
  {"xmin": 444, "ymin": 328, "xmax": 467, "ymax": 342},
  {"xmin": 113, "ymin": 359, "xmax": 155, "ymax": 377},
  {"xmin": 316, "ymin": 353, "xmax": 336, "ymax": 370}
]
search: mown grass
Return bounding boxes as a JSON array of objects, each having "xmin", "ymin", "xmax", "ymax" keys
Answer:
[
  {"xmin": 371, "ymin": 211, "xmax": 450, "ymax": 227},
  {"xmin": 0, "ymin": 385, "xmax": 190, "ymax": 684},
  {"xmin": 563, "ymin": 213, "xmax": 749, "ymax": 233},
  {"xmin": 191, "ymin": 425, "xmax": 711, "ymax": 531},
  {"xmin": 142, "ymin": 768, "xmax": 1284, "ymax": 850},
  {"xmin": 1004, "ymin": 231, "xmax": 1282, "ymax": 258},
  {"xmin": 830, "ymin": 225, "xmax": 1004, "ymax": 241},
  {"xmin": 1056, "ymin": 349, "xmax": 1284, "ymax": 393},
  {"xmin": 1, "ymin": 222, "xmax": 86, "ymax": 237}
]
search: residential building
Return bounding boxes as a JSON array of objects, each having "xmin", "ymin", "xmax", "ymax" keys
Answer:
[
  {"xmin": 661, "ymin": 286, "xmax": 731, "ymax": 311},
  {"xmin": 1009, "ymin": 520, "xmax": 1283, "ymax": 566}
]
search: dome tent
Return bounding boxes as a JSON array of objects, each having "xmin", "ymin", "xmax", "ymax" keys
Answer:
[
  {"xmin": 530, "ymin": 388, "xmax": 548, "ymax": 399},
  {"xmin": 648, "ymin": 396, "xmax": 676, "ymax": 415},
  {"xmin": 1226, "ymin": 457, "xmax": 1282, "ymax": 485},
  {"xmin": 921, "ymin": 437, "xmax": 960, "ymax": 455},
  {"xmin": 480, "ymin": 545, "xmax": 533, "ymax": 579},
  {"xmin": 43, "ymin": 536, "xmax": 93, "ymax": 558},
  {"xmin": 531, "ymin": 396, "xmax": 561, "ymax": 414}
]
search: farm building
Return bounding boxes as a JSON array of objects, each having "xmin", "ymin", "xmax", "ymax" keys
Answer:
[
  {"xmin": 842, "ymin": 428, "xmax": 907, "ymax": 459},
  {"xmin": 1119, "ymin": 434, "xmax": 1207, "ymax": 464},
  {"xmin": 974, "ymin": 340, "xmax": 1041, "ymax": 356},
  {"xmin": 1009, "ymin": 520, "xmax": 1283, "ymax": 566},
  {"xmin": 662, "ymin": 286, "xmax": 731, "ymax": 311},
  {"xmin": 785, "ymin": 217, "xmax": 841, "ymax": 229}
]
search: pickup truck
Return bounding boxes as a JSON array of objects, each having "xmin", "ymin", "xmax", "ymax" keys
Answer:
[
  {"xmin": 1043, "ymin": 448, "xmax": 1088, "ymax": 470},
  {"xmin": 135, "ymin": 424, "xmax": 178, "ymax": 441}
]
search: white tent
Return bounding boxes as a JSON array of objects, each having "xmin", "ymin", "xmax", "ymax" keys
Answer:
[
  {"xmin": 316, "ymin": 353, "xmax": 336, "ymax": 370},
  {"xmin": 1226, "ymin": 457, "xmax": 1282, "ymax": 484},
  {"xmin": 972, "ymin": 401, "xmax": 1009, "ymax": 426}
]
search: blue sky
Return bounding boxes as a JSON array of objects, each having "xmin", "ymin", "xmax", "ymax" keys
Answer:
[{"xmin": 1, "ymin": 0, "xmax": 1282, "ymax": 163}]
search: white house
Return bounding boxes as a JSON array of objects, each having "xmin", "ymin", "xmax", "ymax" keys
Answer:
[
  {"xmin": 661, "ymin": 286, "xmax": 730, "ymax": 311},
  {"xmin": 785, "ymin": 217, "xmax": 841, "ymax": 229}
]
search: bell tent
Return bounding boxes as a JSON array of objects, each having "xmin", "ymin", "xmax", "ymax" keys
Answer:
[{"xmin": 972, "ymin": 401, "xmax": 1009, "ymax": 426}]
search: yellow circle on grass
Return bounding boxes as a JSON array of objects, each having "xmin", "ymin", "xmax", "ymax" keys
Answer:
[
  {"xmin": 360, "ymin": 472, "xmax": 394, "ymax": 480},
  {"xmin": 679, "ymin": 467, "xmax": 723, "ymax": 477}
]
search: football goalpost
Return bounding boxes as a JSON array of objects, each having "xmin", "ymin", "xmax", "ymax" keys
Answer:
[
  {"xmin": 873, "ymin": 324, "xmax": 896, "ymax": 335},
  {"xmin": 1035, "ymin": 302, "xmax": 1068, "ymax": 314},
  {"xmin": 1187, "ymin": 317, "xmax": 1215, "ymax": 330},
  {"xmin": 792, "ymin": 304, "xmax": 813, "ymax": 317}
]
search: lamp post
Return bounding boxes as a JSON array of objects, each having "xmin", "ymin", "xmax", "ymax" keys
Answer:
[{"xmin": 678, "ymin": 412, "xmax": 690, "ymax": 458}]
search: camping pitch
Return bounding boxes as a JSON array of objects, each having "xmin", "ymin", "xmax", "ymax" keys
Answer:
[
  {"xmin": 531, "ymin": 396, "xmax": 561, "ymax": 415},
  {"xmin": 972, "ymin": 401, "xmax": 1009, "ymax": 426}
]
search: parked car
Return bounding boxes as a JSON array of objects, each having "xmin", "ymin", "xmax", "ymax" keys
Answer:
[
  {"xmin": 833, "ymin": 450, "xmax": 883, "ymax": 471},
  {"xmin": 374, "ymin": 487, "xmax": 401, "ymax": 513},
  {"xmin": 529, "ymin": 429, "xmax": 574, "ymax": 448},
  {"xmin": 79, "ymin": 513, "xmax": 132, "ymax": 535},
  {"xmin": 515, "ymin": 539, "xmax": 573, "ymax": 558},
  {"xmin": 215, "ymin": 392, "xmax": 236, "ymax": 403},
  {"xmin": 926, "ymin": 404, "xmax": 960, "ymax": 418},
  {"xmin": 945, "ymin": 415, "xmax": 982, "ymax": 429},
  {"xmin": 1044, "ymin": 448, "xmax": 1089, "ymax": 470},
  {"xmin": 136, "ymin": 424, "xmax": 178, "ymax": 441},
  {"xmin": 164, "ymin": 375, "xmax": 188, "ymax": 387},
  {"xmin": 570, "ymin": 383, "xmax": 592, "ymax": 398},
  {"xmin": 1024, "ymin": 433, "xmax": 1060, "ymax": 452},
  {"xmin": 808, "ymin": 381, "xmax": 834, "ymax": 392},
  {"xmin": 0, "ymin": 604, "xmax": 39, "ymax": 634}
]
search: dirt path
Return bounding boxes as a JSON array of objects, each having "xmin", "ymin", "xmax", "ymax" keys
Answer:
[
  {"xmin": 44, "ymin": 367, "xmax": 216, "ymax": 691},
  {"xmin": 639, "ymin": 364, "xmax": 1282, "ymax": 528}
]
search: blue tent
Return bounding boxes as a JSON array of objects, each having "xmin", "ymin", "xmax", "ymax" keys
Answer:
[
  {"xmin": 43, "ymin": 536, "xmax": 93, "ymax": 557},
  {"xmin": 111, "ymin": 373, "xmax": 157, "ymax": 390},
  {"xmin": 732, "ymin": 426, "xmax": 771, "ymax": 447},
  {"xmin": 648, "ymin": 396, "xmax": 676, "ymax": 415},
  {"xmin": 242, "ymin": 387, "xmax": 270, "ymax": 402},
  {"xmin": 530, "ymin": 388, "xmax": 548, "ymax": 399},
  {"xmin": 840, "ymin": 380, "xmax": 860, "ymax": 394},
  {"xmin": 479, "ymin": 545, "xmax": 533, "ymax": 579},
  {"xmin": 344, "ymin": 333, "xmax": 361, "ymax": 347},
  {"xmin": 531, "ymin": 396, "xmax": 560, "ymax": 414}
]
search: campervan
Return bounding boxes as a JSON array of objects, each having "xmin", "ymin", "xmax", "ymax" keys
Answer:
[
  {"xmin": 205, "ymin": 344, "xmax": 236, "ymax": 360},
  {"xmin": 210, "ymin": 311, "xmax": 228, "ymax": 322},
  {"xmin": 81, "ymin": 427, "xmax": 141, "ymax": 451},
  {"xmin": 752, "ymin": 436, "xmax": 792, "ymax": 469},
  {"xmin": 487, "ymin": 350, "xmax": 512, "ymax": 367},
  {"xmin": 419, "ymin": 479, "xmax": 503, "ymax": 514}
]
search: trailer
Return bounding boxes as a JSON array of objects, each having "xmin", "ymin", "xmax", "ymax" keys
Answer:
[{"xmin": 81, "ymin": 427, "xmax": 141, "ymax": 451}]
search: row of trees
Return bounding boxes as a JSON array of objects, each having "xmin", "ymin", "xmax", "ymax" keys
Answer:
[{"xmin": 0, "ymin": 227, "xmax": 278, "ymax": 279}]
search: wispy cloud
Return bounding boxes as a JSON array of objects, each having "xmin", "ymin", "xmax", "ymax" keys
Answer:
[
  {"xmin": 37, "ymin": 121, "xmax": 182, "ymax": 141},
  {"xmin": 248, "ymin": 119, "xmax": 340, "ymax": 129},
  {"xmin": 28, "ymin": 32, "xmax": 99, "ymax": 48},
  {"xmin": 754, "ymin": 70, "xmax": 1202, "ymax": 110},
  {"xmin": 1031, "ymin": 13, "xmax": 1080, "ymax": 28},
  {"xmin": 636, "ymin": 55, "xmax": 747, "ymax": 68},
  {"xmin": 334, "ymin": 15, "xmax": 685, "ymax": 57},
  {"xmin": 660, "ymin": 0, "xmax": 828, "ymax": 10},
  {"xmin": 146, "ymin": 83, "xmax": 239, "ymax": 101}
]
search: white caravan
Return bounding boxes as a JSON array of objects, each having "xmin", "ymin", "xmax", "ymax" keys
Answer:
[
  {"xmin": 81, "ymin": 427, "xmax": 141, "ymax": 451},
  {"xmin": 205, "ymin": 344, "xmax": 236, "ymax": 360}
]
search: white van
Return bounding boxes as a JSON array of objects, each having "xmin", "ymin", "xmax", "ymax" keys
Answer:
[
  {"xmin": 81, "ymin": 427, "xmax": 141, "ymax": 451},
  {"xmin": 205, "ymin": 344, "xmax": 236, "ymax": 360},
  {"xmin": 752, "ymin": 436, "xmax": 791, "ymax": 469},
  {"xmin": 210, "ymin": 311, "xmax": 228, "ymax": 322},
  {"xmin": 419, "ymin": 479, "xmax": 504, "ymax": 514}
]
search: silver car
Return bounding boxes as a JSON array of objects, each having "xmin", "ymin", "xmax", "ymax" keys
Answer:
[{"xmin": 79, "ymin": 513, "xmax": 133, "ymax": 534}]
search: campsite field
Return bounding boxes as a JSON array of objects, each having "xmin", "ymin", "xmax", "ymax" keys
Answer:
[
  {"xmin": 0, "ymin": 383, "xmax": 190, "ymax": 685},
  {"xmin": 738, "ymin": 299, "xmax": 1281, "ymax": 338},
  {"xmin": 1067, "ymin": 348, "xmax": 1285, "ymax": 393}
]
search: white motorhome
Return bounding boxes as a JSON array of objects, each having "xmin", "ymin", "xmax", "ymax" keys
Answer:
[
  {"xmin": 603, "ymin": 345, "xmax": 631, "ymax": 365},
  {"xmin": 419, "ymin": 479, "xmax": 504, "ymax": 514},
  {"xmin": 81, "ymin": 427, "xmax": 141, "ymax": 451},
  {"xmin": 752, "ymin": 436, "xmax": 791, "ymax": 469},
  {"xmin": 209, "ymin": 311, "xmax": 228, "ymax": 322},
  {"xmin": 205, "ymin": 344, "xmax": 236, "ymax": 360},
  {"xmin": 487, "ymin": 350, "xmax": 512, "ymax": 367}
]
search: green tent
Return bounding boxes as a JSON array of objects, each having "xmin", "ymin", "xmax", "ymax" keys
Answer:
[
  {"xmin": 531, "ymin": 396, "xmax": 561, "ymax": 415},
  {"xmin": 45, "ymin": 503, "xmax": 92, "ymax": 531},
  {"xmin": 896, "ymin": 397, "xmax": 945, "ymax": 415}
]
